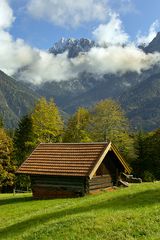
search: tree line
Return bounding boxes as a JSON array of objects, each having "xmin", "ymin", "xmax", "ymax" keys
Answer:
[{"xmin": 0, "ymin": 97, "xmax": 160, "ymax": 192}]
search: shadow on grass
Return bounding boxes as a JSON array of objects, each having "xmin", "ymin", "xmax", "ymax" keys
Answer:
[
  {"xmin": 1, "ymin": 188, "xmax": 160, "ymax": 238},
  {"xmin": 0, "ymin": 196, "xmax": 33, "ymax": 206}
]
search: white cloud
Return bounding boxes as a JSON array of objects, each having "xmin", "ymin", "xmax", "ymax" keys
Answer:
[
  {"xmin": 0, "ymin": 0, "xmax": 15, "ymax": 29},
  {"xmin": 0, "ymin": 30, "xmax": 38, "ymax": 76},
  {"xmin": 92, "ymin": 13, "xmax": 129, "ymax": 46},
  {"xmin": 18, "ymin": 51, "xmax": 76, "ymax": 84},
  {"xmin": 18, "ymin": 45, "xmax": 160, "ymax": 84},
  {"xmin": 27, "ymin": 0, "xmax": 108, "ymax": 28},
  {"xmin": 0, "ymin": 1, "xmax": 35, "ymax": 75},
  {"xmin": 0, "ymin": 1, "xmax": 160, "ymax": 85},
  {"xmin": 71, "ymin": 45, "xmax": 160, "ymax": 76},
  {"xmin": 0, "ymin": 2, "xmax": 75, "ymax": 84},
  {"xmin": 136, "ymin": 20, "xmax": 160, "ymax": 46}
]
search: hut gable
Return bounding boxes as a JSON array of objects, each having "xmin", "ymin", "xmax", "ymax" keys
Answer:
[{"xmin": 17, "ymin": 142, "xmax": 131, "ymax": 198}]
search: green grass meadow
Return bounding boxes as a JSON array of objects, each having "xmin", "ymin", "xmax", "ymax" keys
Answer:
[{"xmin": 0, "ymin": 182, "xmax": 160, "ymax": 240}]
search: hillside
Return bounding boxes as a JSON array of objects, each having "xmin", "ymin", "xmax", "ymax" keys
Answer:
[
  {"xmin": 120, "ymin": 72, "xmax": 160, "ymax": 131},
  {"xmin": 0, "ymin": 182, "xmax": 160, "ymax": 240},
  {"xmin": 0, "ymin": 70, "xmax": 38, "ymax": 128}
]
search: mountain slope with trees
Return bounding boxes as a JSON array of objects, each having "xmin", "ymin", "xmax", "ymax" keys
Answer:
[
  {"xmin": 0, "ymin": 70, "xmax": 39, "ymax": 128},
  {"xmin": 120, "ymin": 72, "xmax": 160, "ymax": 131}
]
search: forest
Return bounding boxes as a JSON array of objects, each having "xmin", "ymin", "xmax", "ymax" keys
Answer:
[{"xmin": 0, "ymin": 97, "xmax": 159, "ymax": 192}]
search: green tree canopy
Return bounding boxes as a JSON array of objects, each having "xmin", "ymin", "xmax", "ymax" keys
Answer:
[
  {"xmin": 0, "ymin": 115, "xmax": 3, "ymax": 128},
  {"xmin": 13, "ymin": 115, "xmax": 34, "ymax": 191},
  {"xmin": 133, "ymin": 129, "xmax": 160, "ymax": 181},
  {"xmin": 13, "ymin": 114, "xmax": 35, "ymax": 165},
  {"xmin": 13, "ymin": 98, "xmax": 64, "ymax": 190},
  {"xmin": 31, "ymin": 97, "xmax": 64, "ymax": 143},
  {"xmin": 0, "ymin": 127, "xmax": 15, "ymax": 191},
  {"xmin": 89, "ymin": 99, "xmax": 136, "ymax": 161},
  {"xmin": 63, "ymin": 107, "xmax": 91, "ymax": 143}
]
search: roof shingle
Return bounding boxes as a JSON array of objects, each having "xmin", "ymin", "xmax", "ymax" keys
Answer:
[{"xmin": 17, "ymin": 143, "xmax": 108, "ymax": 177}]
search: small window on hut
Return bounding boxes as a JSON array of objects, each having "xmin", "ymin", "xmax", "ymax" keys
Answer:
[{"xmin": 96, "ymin": 162, "xmax": 109, "ymax": 176}]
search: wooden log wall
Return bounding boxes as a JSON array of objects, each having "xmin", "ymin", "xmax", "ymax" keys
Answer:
[
  {"xmin": 88, "ymin": 174, "xmax": 113, "ymax": 192},
  {"xmin": 31, "ymin": 175, "xmax": 86, "ymax": 198}
]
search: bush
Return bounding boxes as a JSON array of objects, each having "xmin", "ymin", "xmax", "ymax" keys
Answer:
[{"xmin": 143, "ymin": 171, "xmax": 155, "ymax": 182}]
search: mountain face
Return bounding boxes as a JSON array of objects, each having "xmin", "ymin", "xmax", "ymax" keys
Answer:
[
  {"xmin": 49, "ymin": 38, "xmax": 96, "ymax": 58},
  {"xmin": 0, "ymin": 70, "xmax": 38, "ymax": 128},
  {"xmin": 120, "ymin": 71, "xmax": 160, "ymax": 131},
  {"xmin": 43, "ymin": 33, "xmax": 160, "ymax": 131},
  {"xmin": 1, "ymin": 33, "xmax": 160, "ymax": 130},
  {"xmin": 144, "ymin": 32, "xmax": 160, "ymax": 53}
]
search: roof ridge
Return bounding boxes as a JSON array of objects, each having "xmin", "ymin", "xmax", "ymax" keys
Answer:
[{"xmin": 39, "ymin": 142, "xmax": 108, "ymax": 145}]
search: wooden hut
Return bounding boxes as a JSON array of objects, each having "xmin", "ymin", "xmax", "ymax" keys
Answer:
[{"xmin": 17, "ymin": 142, "xmax": 131, "ymax": 198}]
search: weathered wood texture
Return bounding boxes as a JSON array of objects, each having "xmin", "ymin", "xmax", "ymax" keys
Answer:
[
  {"xmin": 31, "ymin": 175, "xmax": 86, "ymax": 198},
  {"xmin": 88, "ymin": 175, "xmax": 112, "ymax": 191}
]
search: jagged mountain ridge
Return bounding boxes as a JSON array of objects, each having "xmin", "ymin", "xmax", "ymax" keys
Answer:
[{"xmin": 49, "ymin": 38, "xmax": 96, "ymax": 58}]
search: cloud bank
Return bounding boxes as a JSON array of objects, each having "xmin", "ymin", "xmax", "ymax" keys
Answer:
[
  {"xmin": 15, "ymin": 45, "xmax": 160, "ymax": 84},
  {"xmin": 0, "ymin": 1, "xmax": 160, "ymax": 84}
]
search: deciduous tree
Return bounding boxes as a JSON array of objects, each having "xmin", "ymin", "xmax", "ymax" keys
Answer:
[
  {"xmin": 63, "ymin": 107, "xmax": 91, "ymax": 143},
  {"xmin": 0, "ymin": 128, "xmax": 15, "ymax": 192},
  {"xmin": 31, "ymin": 97, "xmax": 64, "ymax": 143},
  {"xmin": 89, "ymin": 99, "xmax": 136, "ymax": 161}
]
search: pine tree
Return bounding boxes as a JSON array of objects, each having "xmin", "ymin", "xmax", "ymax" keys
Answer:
[
  {"xmin": 13, "ymin": 115, "xmax": 35, "ymax": 165},
  {"xmin": 13, "ymin": 115, "xmax": 34, "ymax": 190}
]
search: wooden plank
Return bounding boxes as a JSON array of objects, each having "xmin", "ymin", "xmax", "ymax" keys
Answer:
[
  {"xmin": 89, "ymin": 183, "xmax": 112, "ymax": 190},
  {"xmin": 89, "ymin": 142, "xmax": 111, "ymax": 179}
]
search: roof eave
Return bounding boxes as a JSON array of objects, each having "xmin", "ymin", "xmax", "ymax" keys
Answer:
[
  {"xmin": 111, "ymin": 143, "xmax": 132, "ymax": 174},
  {"xmin": 89, "ymin": 142, "xmax": 111, "ymax": 179}
]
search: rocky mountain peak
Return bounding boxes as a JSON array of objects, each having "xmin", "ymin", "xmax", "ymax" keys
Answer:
[{"xmin": 49, "ymin": 38, "xmax": 96, "ymax": 58}]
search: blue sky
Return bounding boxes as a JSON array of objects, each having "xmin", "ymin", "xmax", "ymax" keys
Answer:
[{"xmin": 9, "ymin": 0, "xmax": 160, "ymax": 49}]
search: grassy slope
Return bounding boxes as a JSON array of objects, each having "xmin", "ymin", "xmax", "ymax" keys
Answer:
[{"xmin": 0, "ymin": 182, "xmax": 160, "ymax": 240}]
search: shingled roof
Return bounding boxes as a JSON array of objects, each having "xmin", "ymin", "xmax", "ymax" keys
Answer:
[{"xmin": 17, "ymin": 142, "xmax": 131, "ymax": 178}]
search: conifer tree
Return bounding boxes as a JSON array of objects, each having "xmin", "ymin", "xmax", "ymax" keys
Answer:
[
  {"xmin": 134, "ymin": 129, "xmax": 160, "ymax": 181},
  {"xmin": 13, "ymin": 115, "xmax": 34, "ymax": 190},
  {"xmin": 13, "ymin": 115, "xmax": 35, "ymax": 164}
]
